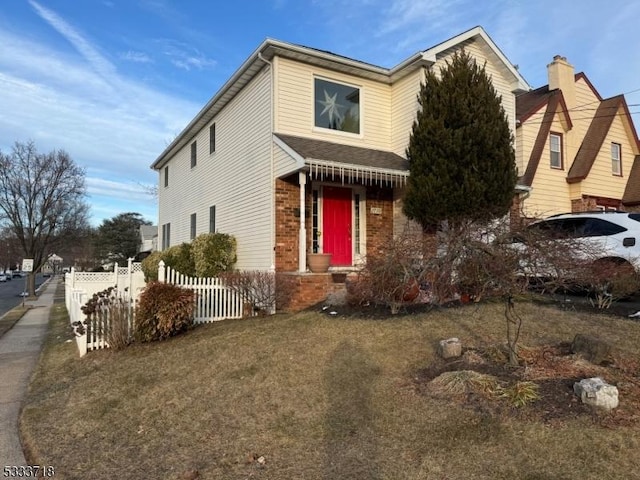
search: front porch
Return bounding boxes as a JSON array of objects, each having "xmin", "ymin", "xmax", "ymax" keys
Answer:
[{"xmin": 272, "ymin": 134, "xmax": 410, "ymax": 310}]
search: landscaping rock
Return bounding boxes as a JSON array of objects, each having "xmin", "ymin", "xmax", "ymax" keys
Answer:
[
  {"xmin": 439, "ymin": 338, "xmax": 462, "ymax": 359},
  {"xmin": 571, "ymin": 334, "xmax": 612, "ymax": 365},
  {"xmin": 573, "ymin": 377, "xmax": 619, "ymax": 410}
]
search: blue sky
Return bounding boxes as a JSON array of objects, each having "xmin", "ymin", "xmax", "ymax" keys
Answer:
[{"xmin": 1, "ymin": 0, "xmax": 639, "ymax": 226}]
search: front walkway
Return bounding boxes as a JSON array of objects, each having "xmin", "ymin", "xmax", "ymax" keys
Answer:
[{"xmin": 0, "ymin": 277, "xmax": 57, "ymax": 465}]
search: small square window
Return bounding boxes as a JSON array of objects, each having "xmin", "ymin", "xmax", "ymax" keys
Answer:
[
  {"xmin": 314, "ymin": 78, "xmax": 360, "ymax": 134},
  {"xmin": 190, "ymin": 141, "xmax": 197, "ymax": 168},
  {"xmin": 209, "ymin": 123, "xmax": 216, "ymax": 154},
  {"xmin": 550, "ymin": 133, "xmax": 562, "ymax": 169},
  {"xmin": 190, "ymin": 213, "xmax": 196, "ymax": 240},
  {"xmin": 611, "ymin": 143, "xmax": 621, "ymax": 176}
]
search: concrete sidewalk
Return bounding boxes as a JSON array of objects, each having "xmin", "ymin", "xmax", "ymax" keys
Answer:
[{"xmin": 0, "ymin": 277, "xmax": 58, "ymax": 466}]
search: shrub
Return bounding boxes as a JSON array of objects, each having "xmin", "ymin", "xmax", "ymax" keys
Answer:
[
  {"xmin": 500, "ymin": 381, "xmax": 540, "ymax": 407},
  {"xmin": 134, "ymin": 281, "xmax": 196, "ymax": 342},
  {"xmin": 81, "ymin": 286, "xmax": 133, "ymax": 350},
  {"xmin": 163, "ymin": 243, "xmax": 195, "ymax": 277},
  {"xmin": 192, "ymin": 233, "xmax": 237, "ymax": 277},
  {"xmin": 141, "ymin": 251, "xmax": 163, "ymax": 282},
  {"xmin": 222, "ymin": 270, "xmax": 295, "ymax": 315}
]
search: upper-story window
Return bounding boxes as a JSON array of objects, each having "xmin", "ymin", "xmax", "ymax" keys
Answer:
[
  {"xmin": 611, "ymin": 142, "xmax": 622, "ymax": 176},
  {"xmin": 549, "ymin": 133, "xmax": 562, "ymax": 169},
  {"xmin": 314, "ymin": 78, "xmax": 360, "ymax": 134},
  {"xmin": 164, "ymin": 165, "xmax": 169, "ymax": 187},
  {"xmin": 209, "ymin": 123, "xmax": 216, "ymax": 154},
  {"xmin": 190, "ymin": 141, "xmax": 197, "ymax": 168}
]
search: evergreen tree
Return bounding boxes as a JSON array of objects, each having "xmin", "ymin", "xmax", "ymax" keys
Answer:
[
  {"xmin": 94, "ymin": 212, "xmax": 151, "ymax": 267},
  {"xmin": 403, "ymin": 51, "xmax": 517, "ymax": 229}
]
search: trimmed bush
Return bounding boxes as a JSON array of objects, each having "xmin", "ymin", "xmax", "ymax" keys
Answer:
[
  {"xmin": 192, "ymin": 233, "xmax": 237, "ymax": 277},
  {"xmin": 134, "ymin": 281, "xmax": 196, "ymax": 342},
  {"xmin": 163, "ymin": 243, "xmax": 195, "ymax": 277},
  {"xmin": 141, "ymin": 251, "xmax": 163, "ymax": 282}
]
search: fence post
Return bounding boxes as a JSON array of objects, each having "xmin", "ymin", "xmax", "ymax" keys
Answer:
[
  {"xmin": 114, "ymin": 262, "xmax": 119, "ymax": 289},
  {"xmin": 158, "ymin": 260, "xmax": 166, "ymax": 283},
  {"xmin": 127, "ymin": 257, "xmax": 133, "ymax": 300}
]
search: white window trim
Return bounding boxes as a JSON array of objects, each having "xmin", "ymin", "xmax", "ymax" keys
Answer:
[
  {"xmin": 550, "ymin": 133, "xmax": 562, "ymax": 169},
  {"xmin": 611, "ymin": 142, "xmax": 622, "ymax": 176}
]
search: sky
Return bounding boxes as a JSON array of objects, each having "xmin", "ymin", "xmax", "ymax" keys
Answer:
[{"xmin": 1, "ymin": 0, "xmax": 639, "ymax": 226}]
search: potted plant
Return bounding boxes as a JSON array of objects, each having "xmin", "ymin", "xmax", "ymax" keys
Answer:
[{"xmin": 307, "ymin": 252, "xmax": 332, "ymax": 273}]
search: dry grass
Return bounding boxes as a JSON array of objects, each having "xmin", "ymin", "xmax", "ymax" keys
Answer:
[
  {"xmin": 0, "ymin": 305, "xmax": 32, "ymax": 337},
  {"xmin": 21, "ymin": 300, "xmax": 640, "ymax": 480}
]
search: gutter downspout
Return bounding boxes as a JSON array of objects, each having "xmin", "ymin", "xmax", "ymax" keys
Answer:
[{"xmin": 258, "ymin": 52, "xmax": 276, "ymax": 272}]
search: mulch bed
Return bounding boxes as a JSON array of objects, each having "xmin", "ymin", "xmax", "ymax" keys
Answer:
[{"xmin": 413, "ymin": 343, "xmax": 640, "ymax": 427}]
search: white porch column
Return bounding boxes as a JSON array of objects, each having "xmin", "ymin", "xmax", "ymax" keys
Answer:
[{"xmin": 299, "ymin": 171, "xmax": 307, "ymax": 272}]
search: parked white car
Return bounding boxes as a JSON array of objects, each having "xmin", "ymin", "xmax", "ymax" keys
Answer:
[{"xmin": 0, "ymin": 273, "xmax": 6, "ymax": 282}]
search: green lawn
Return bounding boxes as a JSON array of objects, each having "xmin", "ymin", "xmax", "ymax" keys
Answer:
[{"xmin": 20, "ymin": 300, "xmax": 640, "ymax": 480}]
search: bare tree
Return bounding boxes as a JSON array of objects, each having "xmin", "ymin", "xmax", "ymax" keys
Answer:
[{"xmin": 0, "ymin": 141, "xmax": 89, "ymax": 295}]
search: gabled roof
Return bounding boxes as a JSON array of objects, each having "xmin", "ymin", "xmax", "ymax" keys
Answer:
[
  {"xmin": 516, "ymin": 86, "xmax": 572, "ymax": 129},
  {"xmin": 622, "ymin": 155, "xmax": 640, "ymax": 206},
  {"xmin": 140, "ymin": 225, "xmax": 158, "ymax": 241},
  {"xmin": 566, "ymin": 96, "xmax": 625, "ymax": 183},
  {"xmin": 518, "ymin": 91, "xmax": 563, "ymax": 187},
  {"xmin": 151, "ymin": 26, "xmax": 530, "ymax": 170},
  {"xmin": 274, "ymin": 133, "xmax": 408, "ymax": 172}
]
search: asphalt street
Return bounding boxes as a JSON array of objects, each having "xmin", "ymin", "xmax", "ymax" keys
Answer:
[{"xmin": 0, "ymin": 274, "xmax": 45, "ymax": 317}]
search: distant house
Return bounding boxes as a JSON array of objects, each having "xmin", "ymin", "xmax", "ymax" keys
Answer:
[
  {"xmin": 515, "ymin": 55, "xmax": 640, "ymax": 217},
  {"xmin": 138, "ymin": 225, "xmax": 158, "ymax": 260},
  {"xmin": 151, "ymin": 26, "xmax": 529, "ymax": 309}
]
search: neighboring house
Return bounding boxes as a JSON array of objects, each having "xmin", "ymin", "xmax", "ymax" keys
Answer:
[
  {"xmin": 151, "ymin": 26, "xmax": 529, "ymax": 309},
  {"xmin": 515, "ymin": 55, "xmax": 640, "ymax": 218},
  {"xmin": 138, "ymin": 225, "xmax": 158, "ymax": 259}
]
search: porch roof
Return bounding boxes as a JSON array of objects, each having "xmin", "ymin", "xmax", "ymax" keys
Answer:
[{"xmin": 274, "ymin": 133, "xmax": 409, "ymax": 186}]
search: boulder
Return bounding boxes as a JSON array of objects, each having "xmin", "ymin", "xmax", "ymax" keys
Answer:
[
  {"xmin": 573, "ymin": 377, "xmax": 619, "ymax": 410},
  {"xmin": 438, "ymin": 338, "xmax": 462, "ymax": 359},
  {"xmin": 571, "ymin": 334, "xmax": 612, "ymax": 365}
]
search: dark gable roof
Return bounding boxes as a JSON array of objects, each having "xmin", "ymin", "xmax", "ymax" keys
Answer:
[
  {"xmin": 566, "ymin": 96, "xmax": 623, "ymax": 183},
  {"xmin": 623, "ymin": 155, "xmax": 640, "ymax": 205},
  {"xmin": 274, "ymin": 133, "xmax": 409, "ymax": 172},
  {"xmin": 516, "ymin": 86, "xmax": 552, "ymax": 122},
  {"xmin": 518, "ymin": 91, "xmax": 562, "ymax": 187}
]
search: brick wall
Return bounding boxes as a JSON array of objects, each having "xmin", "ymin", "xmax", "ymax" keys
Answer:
[
  {"xmin": 275, "ymin": 176, "xmax": 300, "ymax": 272},
  {"xmin": 277, "ymin": 272, "xmax": 351, "ymax": 312},
  {"xmin": 572, "ymin": 195, "xmax": 623, "ymax": 212},
  {"xmin": 365, "ymin": 185, "xmax": 394, "ymax": 257}
]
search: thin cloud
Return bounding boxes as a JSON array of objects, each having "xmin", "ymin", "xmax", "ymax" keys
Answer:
[
  {"xmin": 159, "ymin": 39, "xmax": 217, "ymax": 71},
  {"xmin": 28, "ymin": 0, "xmax": 116, "ymax": 79},
  {"xmin": 121, "ymin": 50, "xmax": 154, "ymax": 64}
]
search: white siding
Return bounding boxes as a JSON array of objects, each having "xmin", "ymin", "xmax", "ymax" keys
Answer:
[{"xmin": 158, "ymin": 67, "xmax": 273, "ymax": 270}]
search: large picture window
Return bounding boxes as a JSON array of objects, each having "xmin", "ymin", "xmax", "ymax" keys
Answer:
[{"xmin": 314, "ymin": 78, "xmax": 360, "ymax": 134}]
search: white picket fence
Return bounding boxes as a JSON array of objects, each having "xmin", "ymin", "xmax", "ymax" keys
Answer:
[
  {"xmin": 66, "ymin": 259, "xmax": 266, "ymax": 356},
  {"xmin": 158, "ymin": 261, "xmax": 249, "ymax": 323},
  {"xmin": 65, "ymin": 259, "xmax": 143, "ymax": 356}
]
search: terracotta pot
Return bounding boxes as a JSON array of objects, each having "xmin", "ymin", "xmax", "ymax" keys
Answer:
[
  {"xmin": 307, "ymin": 253, "xmax": 332, "ymax": 273},
  {"xmin": 402, "ymin": 277, "xmax": 420, "ymax": 302}
]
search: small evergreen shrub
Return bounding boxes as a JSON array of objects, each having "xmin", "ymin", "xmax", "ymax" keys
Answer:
[
  {"xmin": 192, "ymin": 233, "xmax": 237, "ymax": 277},
  {"xmin": 163, "ymin": 243, "xmax": 195, "ymax": 277},
  {"xmin": 134, "ymin": 281, "xmax": 196, "ymax": 342},
  {"xmin": 141, "ymin": 251, "xmax": 163, "ymax": 282}
]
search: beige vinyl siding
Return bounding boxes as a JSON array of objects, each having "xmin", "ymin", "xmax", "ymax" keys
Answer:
[
  {"xmin": 275, "ymin": 57, "xmax": 392, "ymax": 150},
  {"xmin": 390, "ymin": 69, "xmax": 422, "ymax": 156},
  {"xmin": 580, "ymin": 106, "xmax": 635, "ymax": 200},
  {"xmin": 158, "ymin": 67, "xmax": 273, "ymax": 270},
  {"xmin": 273, "ymin": 141, "xmax": 299, "ymax": 178}
]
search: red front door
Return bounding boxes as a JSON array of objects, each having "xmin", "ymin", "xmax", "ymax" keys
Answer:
[{"xmin": 322, "ymin": 186, "xmax": 352, "ymax": 266}]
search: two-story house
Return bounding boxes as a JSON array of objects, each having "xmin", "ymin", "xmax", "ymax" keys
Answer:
[
  {"xmin": 515, "ymin": 55, "xmax": 640, "ymax": 217},
  {"xmin": 151, "ymin": 26, "xmax": 530, "ymax": 309}
]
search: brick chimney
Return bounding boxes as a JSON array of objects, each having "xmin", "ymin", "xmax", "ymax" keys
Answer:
[{"xmin": 547, "ymin": 55, "xmax": 576, "ymax": 110}]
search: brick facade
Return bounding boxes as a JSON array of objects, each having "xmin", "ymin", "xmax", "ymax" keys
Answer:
[
  {"xmin": 274, "ymin": 175, "xmax": 396, "ymax": 310},
  {"xmin": 571, "ymin": 195, "xmax": 624, "ymax": 212},
  {"xmin": 277, "ymin": 272, "xmax": 353, "ymax": 312}
]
